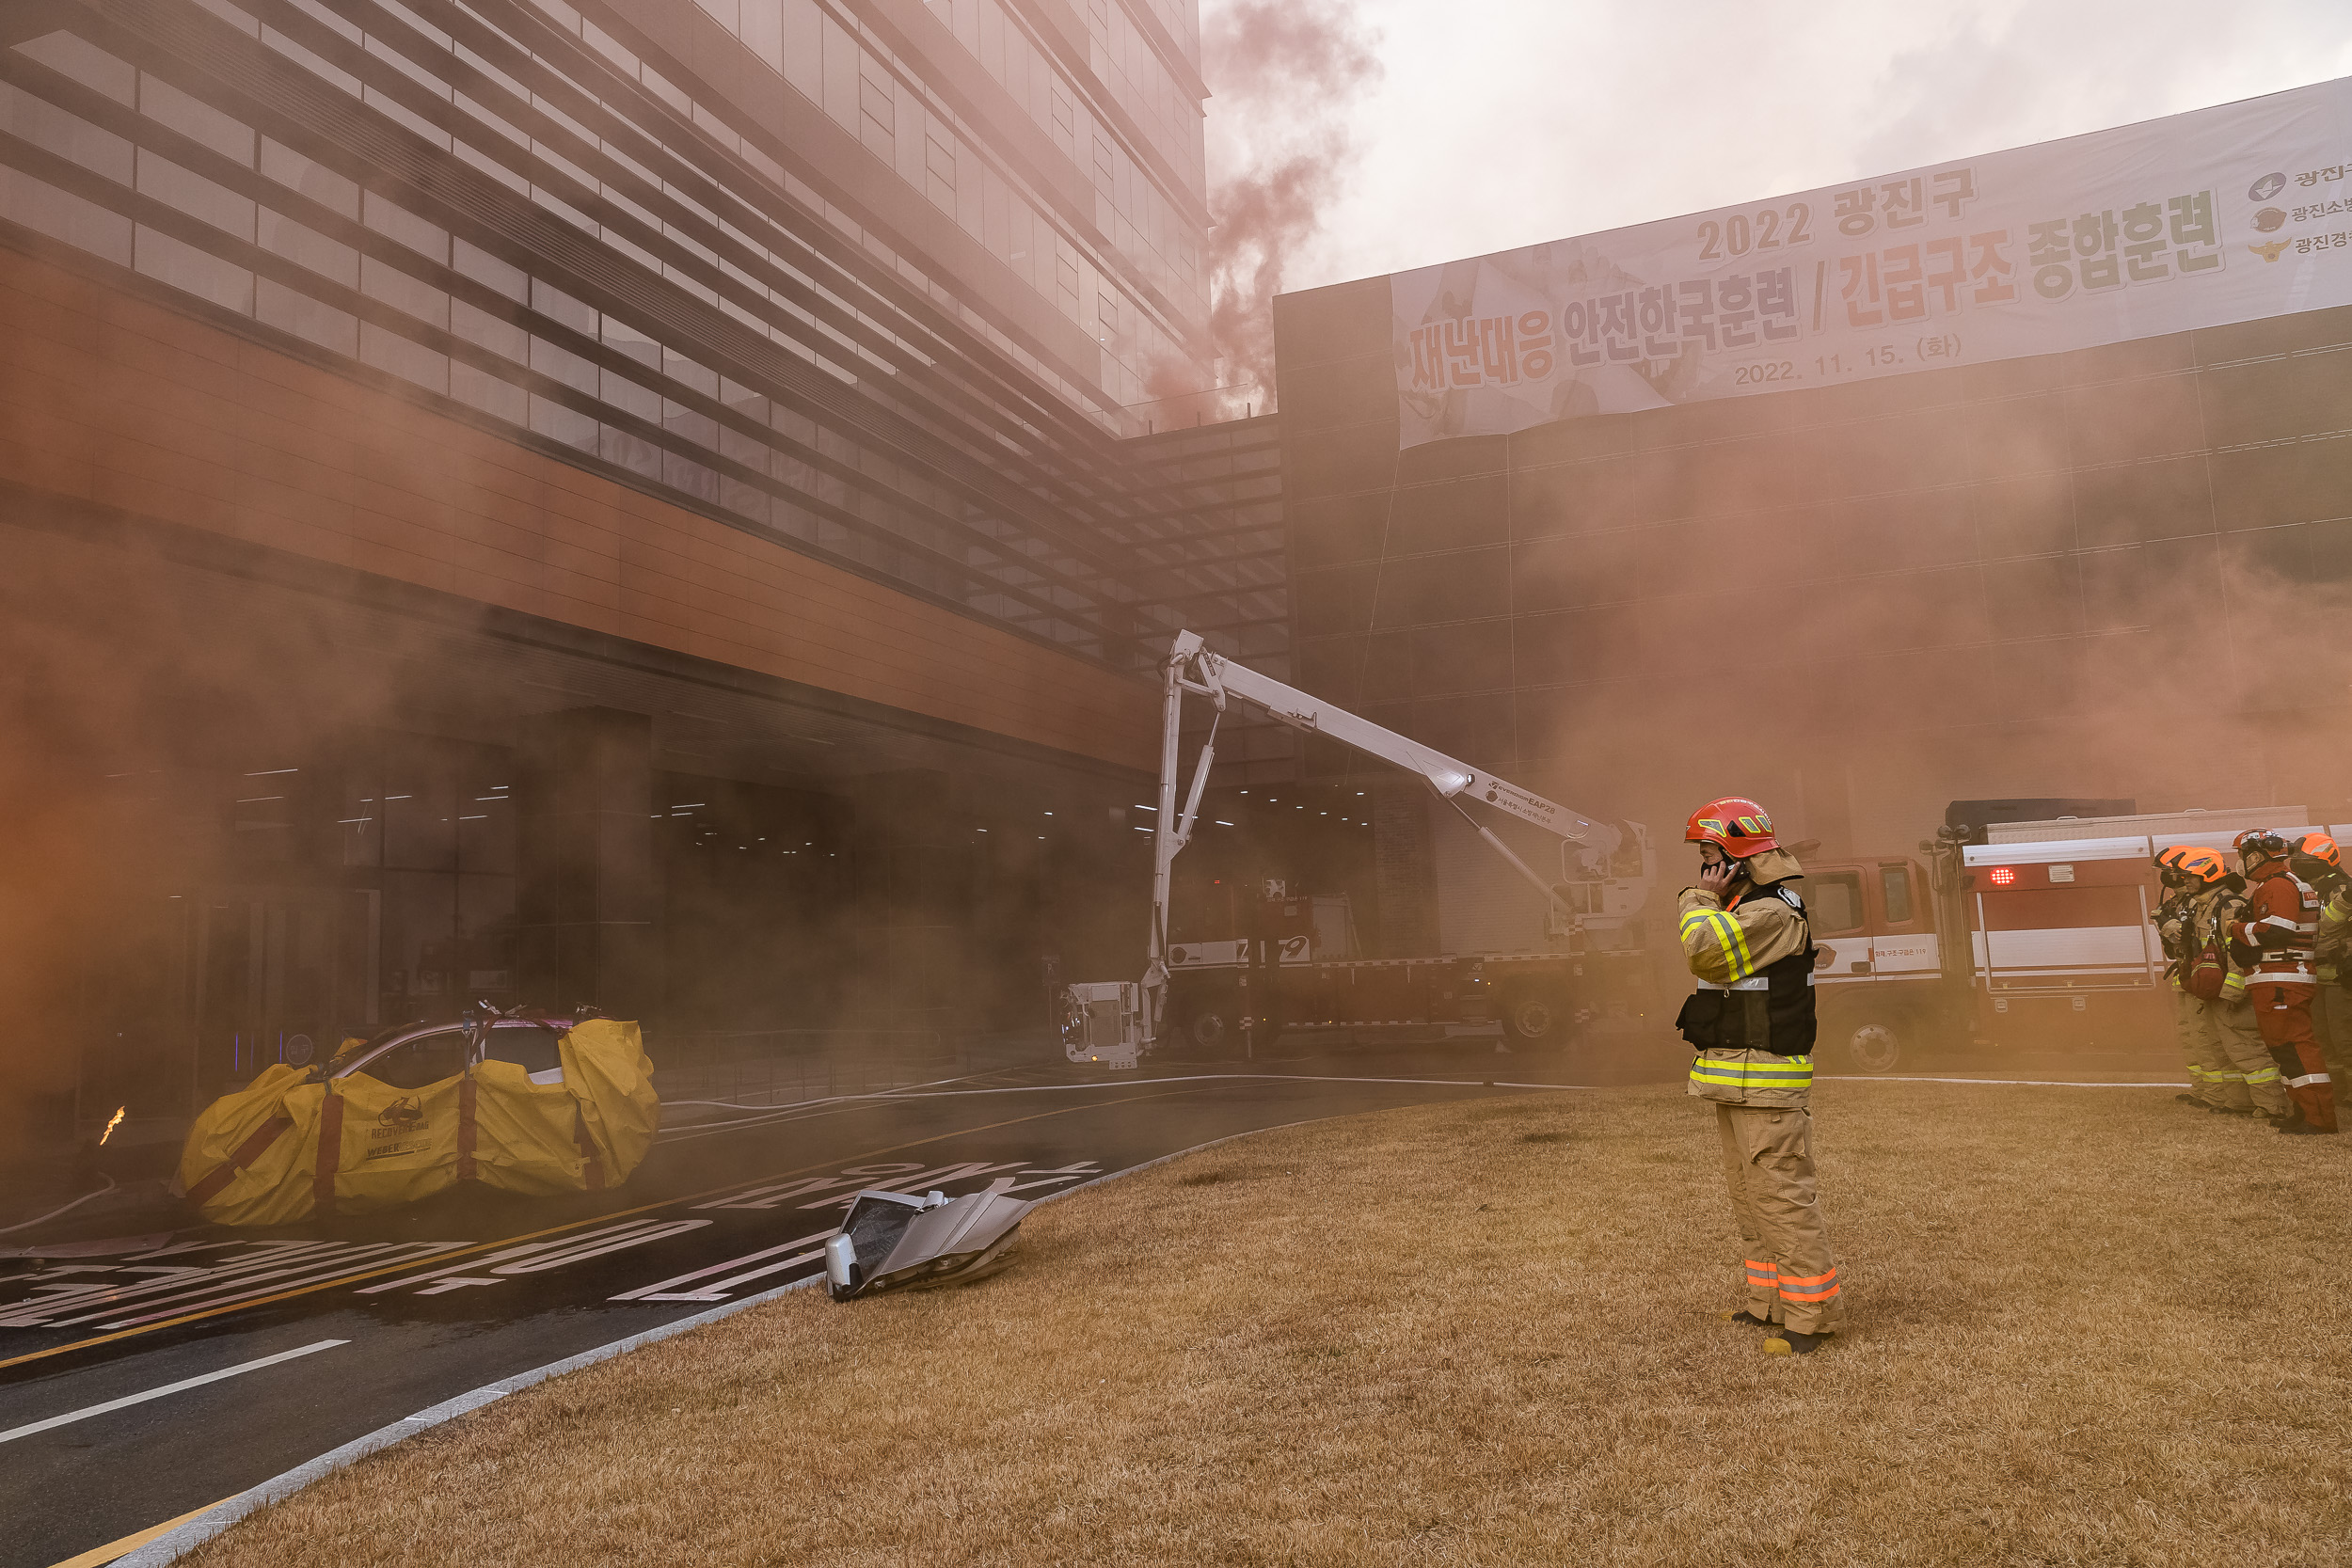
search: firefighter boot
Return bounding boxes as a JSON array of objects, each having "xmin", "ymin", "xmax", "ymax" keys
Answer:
[
  {"xmin": 1765, "ymin": 1329, "xmax": 1831, "ymax": 1356},
  {"xmin": 1722, "ymin": 1308, "xmax": 1777, "ymax": 1330}
]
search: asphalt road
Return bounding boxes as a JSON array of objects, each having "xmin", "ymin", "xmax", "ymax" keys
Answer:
[{"xmin": 0, "ymin": 1050, "xmax": 1614, "ymax": 1568}]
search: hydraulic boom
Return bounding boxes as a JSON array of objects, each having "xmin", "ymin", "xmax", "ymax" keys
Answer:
[{"xmin": 1062, "ymin": 631, "xmax": 1639, "ymax": 1068}]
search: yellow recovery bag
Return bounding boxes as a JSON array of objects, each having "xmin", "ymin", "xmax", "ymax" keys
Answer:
[{"xmin": 178, "ymin": 1020, "xmax": 660, "ymax": 1225}]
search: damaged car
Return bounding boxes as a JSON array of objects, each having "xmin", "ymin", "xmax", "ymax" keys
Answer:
[{"xmin": 176, "ymin": 1006, "xmax": 660, "ymax": 1225}]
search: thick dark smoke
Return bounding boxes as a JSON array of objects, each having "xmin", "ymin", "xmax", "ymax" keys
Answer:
[{"xmin": 1184, "ymin": 0, "xmax": 1380, "ymax": 417}]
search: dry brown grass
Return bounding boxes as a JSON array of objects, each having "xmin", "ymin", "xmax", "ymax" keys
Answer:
[{"xmin": 187, "ymin": 1082, "xmax": 2352, "ymax": 1567}]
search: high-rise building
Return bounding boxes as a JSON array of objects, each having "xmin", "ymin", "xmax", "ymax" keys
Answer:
[{"xmin": 0, "ymin": 0, "xmax": 1286, "ymax": 1140}]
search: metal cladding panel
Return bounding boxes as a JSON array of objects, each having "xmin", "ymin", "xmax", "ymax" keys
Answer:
[
  {"xmin": 1966, "ymin": 836, "xmax": 2151, "ymax": 866},
  {"xmin": 1974, "ymin": 925, "xmax": 2154, "ymax": 981},
  {"xmin": 1985, "ymin": 808, "xmax": 2309, "ymax": 845}
]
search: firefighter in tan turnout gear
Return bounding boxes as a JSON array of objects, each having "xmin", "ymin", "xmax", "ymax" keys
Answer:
[
  {"xmin": 2160, "ymin": 847, "xmax": 2280, "ymax": 1117},
  {"xmin": 2291, "ymin": 835, "xmax": 2352, "ymax": 1103},
  {"xmin": 2153, "ymin": 847, "xmax": 2242, "ymax": 1111},
  {"xmin": 1677, "ymin": 797, "xmax": 1842, "ymax": 1356},
  {"xmin": 2183, "ymin": 846, "xmax": 2292, "ymax": 1119}
]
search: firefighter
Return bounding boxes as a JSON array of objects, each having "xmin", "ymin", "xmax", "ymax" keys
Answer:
[
  {"xmin": 2175, "ymin": 847, "xmax": 2279, "ymax": 1117},
  {"xmin": 2290, "ymin": 835, "xmax": 2352, "ymax": 1102},
  {"xmin": 1676, "ymin": 797, "xmax": 1840, "ymax": 1356},
  {"xmin": 2154, "ymin": 847, "xmax": 2248, "ymax": 1113},
  {"xmin": 2227, "ymin": 830, "xmax": 2334, "ymax": 1134}
]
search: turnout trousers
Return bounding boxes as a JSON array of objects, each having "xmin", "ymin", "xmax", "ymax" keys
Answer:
[
  {"xmin": 2249, "ymin": 981, "xmax": 2337, "ymax": 1132},
  {"xmin": 1716, "ymin": 1103, "xmax": 1843, "ymax": 1336},
  {"xmin": 2175, "ymin": 990, "xmax": 2248, "ymax": 1109},
  {"xmin": 2312, "ymin": 985, "xmax": 2352, "ymax": 1105},
  {"xmin": 2202, "ymin": 998, "xmax": 2289, "ymax": 1117}
]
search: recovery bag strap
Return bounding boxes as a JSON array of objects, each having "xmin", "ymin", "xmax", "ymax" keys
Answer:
[
  {"xmin": 183, "ymin": 1114, "xmax": 294, "ymax": 1208},
  {"xmin": 311, "ymin": 1089, "xmax": 344, "ymax": 1215},
  {"xmin": 457, "ymin": 1071, "xmax": 479, "ymax": 1182}
]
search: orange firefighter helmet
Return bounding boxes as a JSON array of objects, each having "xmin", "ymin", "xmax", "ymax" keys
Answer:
[
  {"xmin": 2170, "ymin": 847, "xmax": 2228, "ymax": 884},
  {"xmin": 1686, "ymin": 797, "xmax": 1779, "ymax": 859}
]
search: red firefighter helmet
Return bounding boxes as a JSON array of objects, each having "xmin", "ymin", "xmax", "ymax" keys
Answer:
[
  {"xmin": 1686, "ymin": 797, "xmax": 1779, "ymax": 859},
  {"xmin": 2170, "ymin": 847, "xmax": 2227, "ymax": 884},
  {"xmin": 2295, "ymin": 832, "xmax": 2342, "ymax": 867},
  {"xmin": 2234, "ymin": 828, "xmax": 2291, "ymax": 866}
]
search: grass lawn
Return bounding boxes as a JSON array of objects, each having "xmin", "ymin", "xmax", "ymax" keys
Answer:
[{"xmin": 187, "ymin": 1081, "xmax": 2352, "ymax": 1566}]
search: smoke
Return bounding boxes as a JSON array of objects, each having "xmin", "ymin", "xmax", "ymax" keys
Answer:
[{"xmin": 1188, "ymin": 0, "xmax": 1381, "ymax": 418}]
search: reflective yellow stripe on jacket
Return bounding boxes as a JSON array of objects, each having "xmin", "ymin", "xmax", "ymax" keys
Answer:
[
  {"xmin": 1677, "ymin": 906, "xmax": 1756, "ymax": 982},
  {"xmin": 1688, "ymin": 1053, "xmax": 1815, "ymax": 1091}
]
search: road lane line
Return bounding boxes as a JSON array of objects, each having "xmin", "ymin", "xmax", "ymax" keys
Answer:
[
  {"xmin": 0, "ymin": 1084, "xmax": 1223, "ymax": 1370},
  {"xmin": 107, "ymin": 1112, "xmax": 1328, "ymax": 1568},
  {"xmin": 653, "ymin": 1071, "xmax": 1597, "ymax": 1145},
  {"xmin": 626, "ymin": 1250, "xmax": 825, "ymax": 1304},
  {"xmin": 40, "ymin": 1494, "xmax": 234, "ymax": 1568},
  {"xmin": 0, "ymin": 1339, "xmax": 346, "ymax": 1446},
  {"xmin": 610, "ymin": 1229, "xmax": 835, "ymax": 1302}
]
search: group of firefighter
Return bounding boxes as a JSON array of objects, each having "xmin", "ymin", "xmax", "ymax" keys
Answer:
[
  {"xmin": 2153, "ymin": 830, "xmax": 2352, "ymax": 1135},
  {"xmin": 1666, "ymin": 804, "xmax": 2352, "ymax": 1362}
]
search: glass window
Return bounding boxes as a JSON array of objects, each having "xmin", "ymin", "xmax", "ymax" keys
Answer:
[
  {"xmin": 1880, "ymin": 865, "xmax": 1915, "ymax": 924},
  {"xmin": 1810, "ymin": 871, "xmax": 1864, "ymax": 934},
  {"xmin": 484, "ymin": 1023, "xmax": 564, "ymax": 1074},
  {"xmin": 352, "ymin": 1028, "xmax": 468, "ymax": 1089}
]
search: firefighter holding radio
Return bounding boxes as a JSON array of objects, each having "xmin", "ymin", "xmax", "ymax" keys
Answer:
[{"xmin": 1677, "ymin": 797, "xmax": 1841, "ymax": 1357}]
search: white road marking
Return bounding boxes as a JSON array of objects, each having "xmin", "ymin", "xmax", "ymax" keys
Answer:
[
  {"xmin": 610, "ymin": 1230, "xmax": 836, "ymax": 1303},
  {"xmin": 357, "ymin": 1219, "xmax": 711, "ymax": 1296},
  {"xmin": 0, "ymin": 1243, "xmax": 470, "ymax": 1330},
  {"xmin": 0, "ymin": 1339, "xmax": 346, "ymax": 1446},
  {"xmin": 657, "ymin": 1071, "xmax": 1605, "ymax": 1145}
]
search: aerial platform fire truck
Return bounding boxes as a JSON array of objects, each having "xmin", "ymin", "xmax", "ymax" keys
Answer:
[
  {"xmin": 1807, "ymin": 804, "xmax": 2352, "ymax": 1071},
  {"xmin": 1061, "ymin": 632, "xmax": 1655, "ymax": 1069},
  {"xmin": 1057, "ymin": 636, "xmax": 2350, "ymax": 1073}
]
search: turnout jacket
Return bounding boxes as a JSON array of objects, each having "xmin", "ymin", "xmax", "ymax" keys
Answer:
[
  {"xmin": 2153, "ymin": 892, "xmax": 2195, "ymax": 981},
  {"xmin": 2319, "ymin": 883, "xmax": 2351, "ymax": 986},
  {"xmin": 1677, "ymin": 847, "xmax": 1818, "ymax": 1108},
  {"xmin": 2189, "ymin": 883, "xmax": 2257, "ymax": 1004},
  {"xmin": 2229, "ymin": 862, "xmax": 2320, "ymax": 986}
]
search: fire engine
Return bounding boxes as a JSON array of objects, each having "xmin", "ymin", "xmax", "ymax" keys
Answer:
[
  {"xmin": 1810, "ymin": 805, "xmax": 2352, "ymax": 1071},
  {"xmin": 1060, "ymin": 632, "xmax": 1656, "ymax": 1068}
]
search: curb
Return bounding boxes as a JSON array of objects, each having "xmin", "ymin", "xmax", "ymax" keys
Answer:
[{"xmin": 106, "ymin": 1112, "xmax": 1370, "ymax": 1565}]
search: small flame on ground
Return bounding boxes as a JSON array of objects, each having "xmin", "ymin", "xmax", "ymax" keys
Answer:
[{"xmin": 100, "ymin": 1104, "xmax": 125, "ymax": 1145}]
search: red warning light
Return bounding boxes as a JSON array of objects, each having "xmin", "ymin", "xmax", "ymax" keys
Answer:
[{"xmin": 1988, "ymin": 866, "xmax": 2018, "ymax": 886}]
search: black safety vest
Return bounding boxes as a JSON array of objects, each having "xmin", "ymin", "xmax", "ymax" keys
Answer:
[{"xmin": 1673, "ymin": 881, "xmax": 1819, "ymax": 1057}]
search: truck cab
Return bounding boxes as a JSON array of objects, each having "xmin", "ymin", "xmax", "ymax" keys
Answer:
[{"xmin": 1801, "ymin": 855, "xmax": 1939, "ymax": 1071}]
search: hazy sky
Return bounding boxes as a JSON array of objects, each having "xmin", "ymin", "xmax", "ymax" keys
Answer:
[{"xmin": 1226, "ymin": 0, "xmax": 2352, "ymax": 293}]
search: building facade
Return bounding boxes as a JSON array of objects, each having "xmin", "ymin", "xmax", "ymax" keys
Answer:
[
  {"xmin": 1274, "ymin": 273, "xmax": 2352, "ymax": 937},
  {"xmin": 0, "ymin": 0, "xmax": 1288, "ymax": 1143}
]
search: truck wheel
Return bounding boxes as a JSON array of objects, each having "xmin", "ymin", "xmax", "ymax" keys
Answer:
[
  {"xmin": 1839, "ymin": 1017, "xmax": 1904, "ymax": 1074},
  {"xmin": 1502, "ymin": 993, "xmax": 1559, "ymax": 1043},
  {"xmin": 1188, "ymin": 1009, "xmax": 1229, "ymax": 1050}
]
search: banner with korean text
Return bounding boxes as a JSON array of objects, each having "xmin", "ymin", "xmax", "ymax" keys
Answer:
[{"xmin": 1392, "ymin": 76, "xmax": 2352, "ymax": 449}]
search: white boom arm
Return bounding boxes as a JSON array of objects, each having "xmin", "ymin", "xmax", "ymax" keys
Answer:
[{"xmin": 1131, "ymin": 630, "xmax": 1627, "ymax": 1052}]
